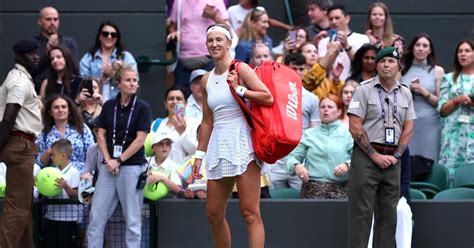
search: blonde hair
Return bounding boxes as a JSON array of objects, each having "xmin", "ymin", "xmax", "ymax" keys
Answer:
[
  {"xmin": 112, "ymin": 60, "xmax": 135, "ymax": 83},
  {"xmin": 78, "ymin": 77, "xmax": 102, "ymax": 119},
  {"xmin": 238, "ymin": 7, "xmax": 267, "ymax": 42},
  {"xmin": 340, "ymin": 80, "xmax": 359, "ymax": 117},
  {"xmin": 365, "ymin": 2, "xmax": 394, "ymax": 46}
]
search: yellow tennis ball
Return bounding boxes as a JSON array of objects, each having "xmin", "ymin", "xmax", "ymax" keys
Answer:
[
  {"xmin": 143, "ymin": 171, "xmax": 169, "ymax": 201},
  {"xmin": 35, "ymin": 167, "xmax": 63, "ymax": 197},
  {"xmin": 0, "ymin": 181, "xmax": 6, "ymax": 198},
  {"xmin": 144, "ymin": 132, "xmax": 155, "ymax": 157}
]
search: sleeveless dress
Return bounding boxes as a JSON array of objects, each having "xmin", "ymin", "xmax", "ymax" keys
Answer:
[
  {"xmin": 205, "ymin": 68, "xmax": 255, "ymax": 180},
  {"xmin": 401, "ymin": 64, "xmax": 441, "ymax": 161}
]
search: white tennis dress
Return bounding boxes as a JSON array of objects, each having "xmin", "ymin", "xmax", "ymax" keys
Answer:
[{"xmin": 205, "ymin": 68, "xmax": 255, "ymax": 180}]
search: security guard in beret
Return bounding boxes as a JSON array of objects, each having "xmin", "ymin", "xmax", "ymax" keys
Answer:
[
  {"xmin": 347, "ymin": 47, "xmax": 416, "ymax": 248},
  {"xmin": 0, "ymin": 38, "xmax": 41, "ymax": 248}
]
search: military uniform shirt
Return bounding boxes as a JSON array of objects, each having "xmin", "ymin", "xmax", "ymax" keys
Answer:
[
  {"xmin": 0, "ymin": 64, "xmax": 42, "ymax": 137},
  {"xmin": 347, "ymin": 76, "xmax": 416, "ymax": 144}
]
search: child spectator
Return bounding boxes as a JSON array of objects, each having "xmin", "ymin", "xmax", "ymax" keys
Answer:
[
  {"xmin": 304, "ymin": 0, "xmax": 331, "ymax": 42},
  {"xmin": 235, "ymin": 6, "xmax": 272, "ymax": 64},
  {"xmin": 249, "ymin": 42, "xmax": 273, "ymax": 67},
  {"xmin": 147, "ymin": 133, "xmax": 183, "ymax": 197},
  {"xmin": 176, "ymin": 155, "xmax": 208, "ymax": 199},
  {"xmin": 42, "ymin": 139, "xmax": 81, "ymax": 248},
  {"xmin": 175, "ymin": 125, "xmax": 207, "ymax": 199}
]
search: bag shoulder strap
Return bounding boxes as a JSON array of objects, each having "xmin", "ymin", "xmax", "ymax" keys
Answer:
[
  {"xmin": 227, "ymin": 60, "xmax": 265, "ymax": 130},
  {"xmin": 151, "ymin": 117, "xmax": 163, "ymax": 133}
]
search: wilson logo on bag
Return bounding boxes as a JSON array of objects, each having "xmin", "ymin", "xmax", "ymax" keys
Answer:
[{"xmin": 228, "ymin": 60, "xmax": 303, "ymax": 164}]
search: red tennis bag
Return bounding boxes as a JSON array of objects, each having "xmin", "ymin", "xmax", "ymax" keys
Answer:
[{"xmin": 228, "ymin": 60, "xmax": 303, "ymax": 164}]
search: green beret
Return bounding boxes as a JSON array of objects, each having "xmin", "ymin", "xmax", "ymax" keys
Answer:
[{"xmin": 375, "ymin": 46, "xmax": 400, "ymax": 63}]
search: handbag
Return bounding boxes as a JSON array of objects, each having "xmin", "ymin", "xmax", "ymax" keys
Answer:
[{"xmin": 227, "ymin": 60, "xmax": 303, "ymax": 163}]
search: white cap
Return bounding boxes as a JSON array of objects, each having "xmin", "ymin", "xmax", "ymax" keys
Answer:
[{"xmin": 151, "ymin": 133, "xmax": 174, "ymax": 146}]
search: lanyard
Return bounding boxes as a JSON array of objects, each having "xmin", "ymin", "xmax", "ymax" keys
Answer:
[
  {"xmin": 377, "ymin": 87, "xmax": 397, "ymax": 128},
  {"xmin": 112, "ymin": 96, "xmax": 137, "ymax": 145}
]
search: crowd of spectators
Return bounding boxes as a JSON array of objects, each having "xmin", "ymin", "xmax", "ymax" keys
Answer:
[{"xmin": 0, "ymin": 1, "xmax": 473, "ymax": 247}]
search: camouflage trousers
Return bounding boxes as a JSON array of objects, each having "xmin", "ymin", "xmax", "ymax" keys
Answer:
[{"xmin": 300, "ymin": 180, "xmax": 348, "ymax": 199}]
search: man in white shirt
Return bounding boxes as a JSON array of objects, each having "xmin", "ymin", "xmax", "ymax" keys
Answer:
[{"xmin": 317, "ymin": 4, "xmax": 369, "ymax": 81}]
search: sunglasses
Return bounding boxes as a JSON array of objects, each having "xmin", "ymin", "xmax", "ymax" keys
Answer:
[{"xmin": 101, "ymin": 31, "xmax": 118, "ymax": 38}]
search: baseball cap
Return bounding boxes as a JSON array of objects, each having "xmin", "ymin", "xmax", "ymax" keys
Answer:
[
  {"xmin": 151, "ymin": 133, "xmax": 174, "ymax": 146},
  {"xmin": 189, "ymin": 69, "xmax": 207, "ymax": 84}
]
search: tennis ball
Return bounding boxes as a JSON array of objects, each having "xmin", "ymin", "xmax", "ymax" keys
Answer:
[
  {"xmin": 144, "ymin": 132, "xmax": 155, "ymax": 157},
  {"xmin": 143, "ymin": 171, "xmax": 169, "ymax": 201},
  {"xmin": 0, "ymin": 181, "xmax": 6, "ymax": 198},
  {"xmin": 35, "ymin": 167, "xmax": 63, "ymax": 197}
]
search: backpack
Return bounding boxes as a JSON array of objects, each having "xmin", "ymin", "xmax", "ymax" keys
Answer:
[
  {"xmin": 144, "ymin": 118, "xmax": 163, "ymax": 156},
  {"xmin": 228, "ymin": 60, "xmax": 303, "ymax": 164}
]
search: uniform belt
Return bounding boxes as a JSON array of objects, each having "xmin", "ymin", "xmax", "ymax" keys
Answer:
[
  {"xmin": 10, "ymin": 130, "xmax": 36, "ymax": 143},
  {"xmin": 371, "ymin": 143, "xmax": 397, "ymax": 155}
]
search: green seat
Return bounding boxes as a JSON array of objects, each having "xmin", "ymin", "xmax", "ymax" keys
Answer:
[
  {"xmin": 453, "ymin": 165, "xmax": 474, "ymax": 188},
  {"xmin": 269, "ymin": 188, "xmax": 300, "ymax": 199},
  {"xmin": 410, "ymin": 163, "xmax": 448, "ymax": 199},
  {"xmin": 409, "ymin": 188, "xmax": 427, "ymax": 200},
  {"xmin": 433, "ymin": 188, "xmax": 474, "ymax": 200}
]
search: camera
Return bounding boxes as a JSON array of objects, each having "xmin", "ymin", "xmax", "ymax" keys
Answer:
[{"xmin": 136, "ymin": 171, "xmax": 148, "ymax": 190}]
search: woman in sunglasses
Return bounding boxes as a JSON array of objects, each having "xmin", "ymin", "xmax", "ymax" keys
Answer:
[{"xmin": 79, "ymin": 20, "xmax": 137, "ymax": 102}]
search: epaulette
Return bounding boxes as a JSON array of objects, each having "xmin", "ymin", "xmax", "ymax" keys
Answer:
[{"xmin": 360, "ymin": 78, "xmax": 374, "ymax": 85}]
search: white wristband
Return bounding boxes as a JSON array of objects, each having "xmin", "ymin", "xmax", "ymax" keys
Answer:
[
  {"xmin": 235, "ymin": 85, "xmax": 247, "ymax": 98},
  {"xmin": 195, "ymin": 150, "xmax": 206, "ymax": 160}
]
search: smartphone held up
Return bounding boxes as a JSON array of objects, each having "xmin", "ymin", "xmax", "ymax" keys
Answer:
[
  {"xmin": 288, "ymin": 31, "xmax": 296, "ymax": 43},
  {"xmin": 81, "ymin": 79, "xmax": 94, "ymax": 98},
  {"xmin": 328, "ymin": 29, "xmax": 338, "ymax": 42},
  {"xmin": 173, "ymin": 103, "xmax": 185, "ymax": 117}
]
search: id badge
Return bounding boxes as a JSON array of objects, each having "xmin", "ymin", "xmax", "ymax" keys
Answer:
[
  {"xmin": 459, "ymin": 114, "xmax": 470, "ymax": 124},
  {"xmin": 385, "ymin": 127, "xmax": 395, "ymax": 144},
  {"xmin": 113, "ymin": 145, "xmax": 123, "ymax": 158}
]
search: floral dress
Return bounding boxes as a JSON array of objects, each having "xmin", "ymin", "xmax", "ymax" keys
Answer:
[
  {"xmin": 36, "ymin": 124, "xmax": 94, "ymax": 173},
  {"xmin": 437, "ymin": 72, "xmax": 474, "ymax": 186}
]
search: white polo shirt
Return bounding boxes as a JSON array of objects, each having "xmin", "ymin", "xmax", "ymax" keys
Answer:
[{"xmin": 318, "ymin": 32, "xmax": 370, "ymax": 81}]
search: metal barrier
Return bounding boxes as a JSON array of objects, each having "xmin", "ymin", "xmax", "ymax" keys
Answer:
[
  {"xmin": 136, "ymin": 42, "xmax": 177, "ymax": 73},
  {"xmin": 32, "ymin": 199, "xmax": 157, "ymax": 248}
]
